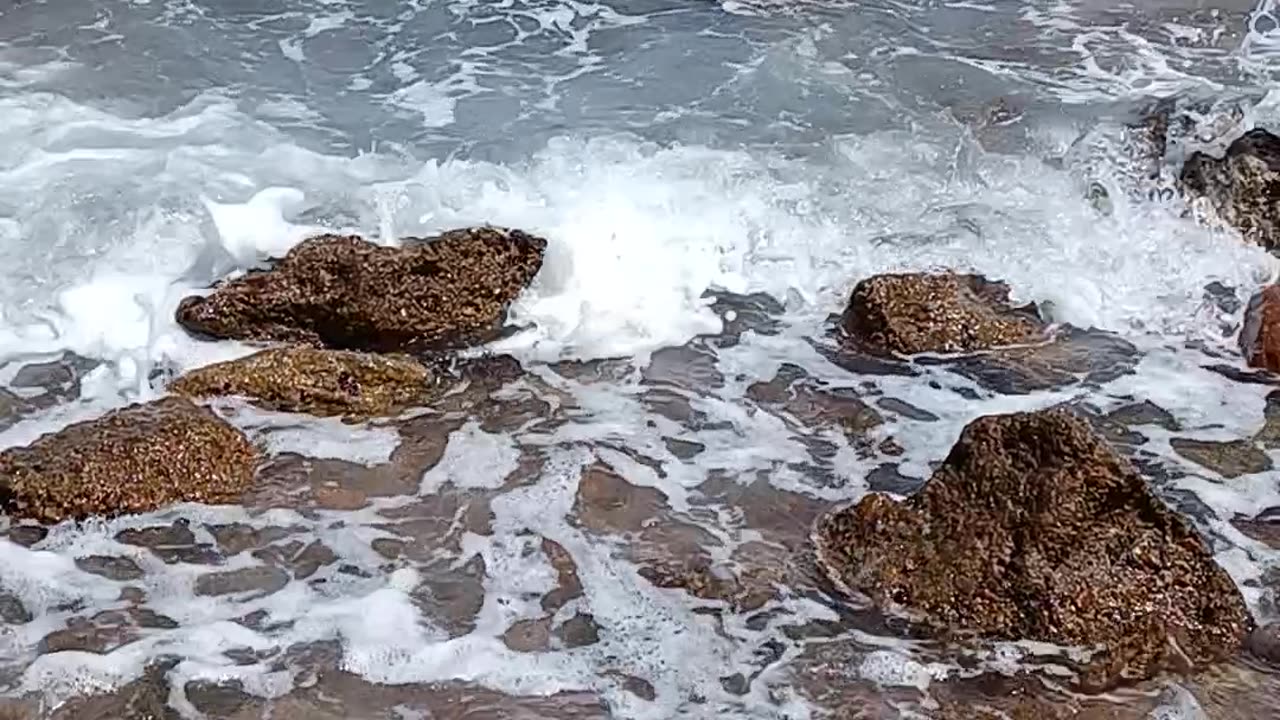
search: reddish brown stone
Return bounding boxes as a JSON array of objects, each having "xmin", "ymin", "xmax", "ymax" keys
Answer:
[
  {"xmin": 841, "ymin": 273, "xmax": 1045, "ymax": 356},
  {"xmin": 0, "ymin": 398, "xmax": 259, "ymax": 524},
  {"xmin": 814, "ymin": 409, "xmax": 1252, "ymax": 690},
  {"xmin": 1240, "ymin": 285, "xmax": 1280, "ymax": 372},
  {"xmin": 175, "ymin": 227, "xmax": 546, "ymax": 353}
]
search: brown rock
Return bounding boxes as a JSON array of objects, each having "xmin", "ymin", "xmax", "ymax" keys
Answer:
[
  {"xmin": 194, "ymin": 565, "xmax": 290, "ymax": 598},
  {"xmin": 1240, "ymin": 285, "xmax": 1280, "ymax": 372},
  {"xmin": 175, "ymin": 227, "xmax": 547, "ymax": 352},
  {"xmin": 502, "ymin": 617, "xmax": 552, "ymax": 653},
  {"xmin": 841, "ymin": 272, "xmax": 1045, "ymax": 356},
  {"xmin": 1170, "ymin": 437, "xmax": 1272, "ymax": 478},
  {"xmin": 813, "ymin": 409, "xmax": 1252, "ymax": 690},
  {"xmin": 0, "ymin": 397, "xmax": 259, "ymax": 523},
  {"xmin": 1181, "ymin": 128, "xmax": 1280, "ymax": 249},
  {"xmin": 171, "ymin": 346, "xmax": 443, "ymax": 420}
]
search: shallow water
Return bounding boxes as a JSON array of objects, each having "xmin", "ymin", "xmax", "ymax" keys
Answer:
[{"xmin": 2, "ymin": 0, "xmax": 1280, "ymax": 718}]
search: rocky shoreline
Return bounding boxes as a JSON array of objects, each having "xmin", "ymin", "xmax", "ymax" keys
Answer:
[{"xmin": 1, "ymin": 116, "xmax": 1280, "ymax": 718}]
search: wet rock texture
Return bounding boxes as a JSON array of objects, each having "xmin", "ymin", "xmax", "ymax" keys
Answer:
[
  {"xmin": 841, "ymin": 273, "xmax": 1045, "ymax": 356},
  {"xmin": 171, "ymin": 346, "xmax": 443, "ymax": 419},
  {"xmin": 1181, "ymin": 127, "xmax": 1280, "ymax": 250},
  {"xmin": 175, "ymin": 227, "xmax": 547, "ymax": 352},
  {"xmin": 813, "ymin": 409, "xmax": 1252, "ymax": 689},
  {"xmin": 1240, "ymin": 285, "xmax": 1280, "ymax": 373},
  {"xmin": 0, "ymin": 397, "xmax": 258, "ymax": 523}
]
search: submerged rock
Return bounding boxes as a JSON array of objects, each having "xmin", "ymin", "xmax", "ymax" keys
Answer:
[
  {"xmin": 813, "ymin": 409, "xmax": 1252, "ymax": 690},
  {"xmin": 0, "ymin": 397, "xmax": 258, "ymax": 523},
  {"xmin": 1240, "ymin": 285, "xmax": 1280, "ymax": 373},
  {"xmin": 175, "ymin": 226, "xmax": 547, "ymax": 353},
  {"xmin": 841, "ymin": 273, "xmax": 1045, "ymax": 356},
  {"xmin": 1170, "ymin": 437, "xmax": 1272, "ymax": 479},
  {"xmin": 171, "ymin": 346, "xmax": 444, "ymax": 420},
  {"xmin": 1181, "ymin": 128, "xmax": 1280, "ymax": 250}
]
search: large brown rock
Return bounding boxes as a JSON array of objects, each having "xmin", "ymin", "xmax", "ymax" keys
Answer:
[
  {"xmin": 170, "ymin": 346, "xmax": 444, "ymax": 420},
  {"xmin": 813, "ymin": 409, "xmax": 1252, "ymax": 690},
  {"xmin": 176, "ymin": 226, "xmax": 547, "ymax": 352},
  {"xmin": 1181, "ymin": 128, "xmax": 1280, "ymax": 250},
  {"xmin": 841, "ymin": 273, "xmax": 1045, "ymax": 356},
  {"xmin": 1240, "ymin": 285, "xmax": 1280, "ymax": 373},
  {"xmin": 0, "ymin": 397, "xmax": 258, "ymax": 523}
]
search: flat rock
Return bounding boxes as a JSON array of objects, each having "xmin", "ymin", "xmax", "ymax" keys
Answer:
[
  {"xmin": 934, "ymin": 325, "xmax": 1139, "ymax": 395},
  {"xmin": 813, "ymin": 409, "xmax": 1252, "ymax": 690},
  {"xmin": 840, "ymin": 272, "xmax": 1045, "ymax": 356},
  {"xmin": 1181, "ymin": 127, "xmax": 1280, "ymax": 250},
  {"xmin": 75, "ymin": 555, "xmax": 145, "ymax": 582},
  {"xmin": 194, "ymin": 565, "xmax": 290, "ymax": 598},
  {"xmin": 1170, "ymin": 437, "xmax": 1272, "ymax": 478},
  {"xmin": 171, "ymin": 346, "xmax": 444, "ymax": 420},
  {"xmin": 175, "ymin": 227, "xmax": 546, "ymax": 352},
  {"xmin": 0, "ymin": 397, "xmax": 259, "ymax": 523}
]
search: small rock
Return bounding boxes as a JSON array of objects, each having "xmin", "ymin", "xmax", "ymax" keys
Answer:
[
  {"xmin": 1181, "ymin": 127, "xmax": 1280, "ymax": 249},
  {"xmin": 1256, "ymin": 390, "xmax": 1280, "ymax": 448},
  {"xmin": 0, "ymin": 591, "xmax": 31, "ymax": 624},
  {"xmin": 117, "ymin": 520, "xmax": 197, "ymax": 548},
  {"xmin": 1246, "ymin": 621, "xmax": 1280, "ymax": 666},
  {"xmin": 75, "ymin": 556, "xmax": 145, "ymax": 582},
  {"xmin": 1241, "ymin": 286, "xmax": 1280, "ymax": 373},
  {"xmin": 1170, "ymin": 437, "xmax": 1272, "ymax": 478},
  {"xmin": 312, "ymin": 485, "xmax": 368, "ymax": 511},
  {"xmin": 117, "ymin": 521, "xmax": 224, "ymax": 565},
  {"xmin": 1107, "ymin": 400, "xmax": 1179, "ymax": 431},
  {"xmin": 370, "ymin": 537, "xmax": 406, "ymax": 560},
  {"xmin": 131, "ymin": 608, "xmax": 179, "ymax": 630},
  {"xmin": 11, "ymin": 351, "xmax": 99, "ymax": 399},
  {"xmin": 0, "ymin": 397, "xmax": 259, "ymax": 523},
  {"xmin": 171, "ymin": 346, "xmax": 444, "ymax": 420},
  {"xmin": 875, "ymin": 397, "xmax": 939, "ymax": 422},
  {"xmin": 184, "ymin": 679, "xmax": 253, "ymax": 717},
  {"xmin": 541, "ymin": 538, "xmax": 584, "ymax": 613},
  {"xmin": 618, "ymin": 674, "xmax": 656, "ymax": 702},
  {"xmin": 175, "ymin": 227, "xmax": 547, "ymax": 352},
  {"xmin": 38, "ymin": 613, "xmax": 136, "ymax": 654},
  {"xmin": 554, "ymin": 612, "xmax": 601, "ymax": 649},
  {"xmin": 663, "ymin": 437, "xmax": 705, "ymax": 460},
  {"xmin": 5, "ymin": 525, "xmax": 46, "ymax": 547},
  {"xmin": 194, "ymin": 565, "xmax": 290, "ymax": 598},
  {"xmin": 840, "ymin": 272, "xmax": 1044, "ymax": 355},
  {"xmin": 0, "ymin": 389, "xmax": 33, "ymax": 433},
  {"xmin": 502, "ymin": 617, "xmax": 552, "ymax": 653},
  {"xmin": 813, "ymin": 409, "xmax": 1253, "ymax": 690}
]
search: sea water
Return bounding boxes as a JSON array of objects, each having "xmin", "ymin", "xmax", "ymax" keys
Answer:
[{"xmin": 1, "ymin": 0, "xmax": 1279, "ymax": 717}]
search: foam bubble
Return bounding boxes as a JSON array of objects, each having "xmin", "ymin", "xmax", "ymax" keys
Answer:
[{"xmin": 420, "ymin": 421, "xmax": 521, "ymax": 493}]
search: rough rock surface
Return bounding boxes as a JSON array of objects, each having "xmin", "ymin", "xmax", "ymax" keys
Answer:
[
  {"xmin": 1181, "ymin": 127, "xmax": 1280, "ymax": 249},
  {"xmin": 171, "ymin": 346, "xmax": 443, "ymax": 419},
  {"xmin": 0, "ymin": 397, "xmax": 258, "ymax": 523},
  {"xmin": 1240, "ymin": 285, "xmax": 1280, "ymax": 373},
  {"xmin": 841, "ymin": 273, "xmax": 1045, "ymax": 356},
  {"xmin": 175, "ymin": 226, "xmax": 547, "ymax": 352},
  {"xmin": 813, "ymin": 409, "xmax": 1252, "ymax": 689}
]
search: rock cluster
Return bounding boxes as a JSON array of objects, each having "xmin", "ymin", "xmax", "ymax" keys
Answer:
[
  {"xmin": 0, "ymin": 226, "xmax": 547, "ymax": 525},
  {"xmin": 813, "ymin": 409, "xmax": 1252, "ymax": 689}
]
